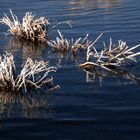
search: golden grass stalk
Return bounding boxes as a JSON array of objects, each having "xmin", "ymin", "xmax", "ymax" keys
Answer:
[
  {"xmin": 0, "ymin": 52, "xmax": 59, "ymax": 93},
  {"xmin": 0, "ymin": 9, "xmax": 49, "ymax": 42}
]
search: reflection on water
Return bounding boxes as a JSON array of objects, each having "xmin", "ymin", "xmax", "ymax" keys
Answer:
[
  {"xmin": 68, "ymin": 0, "xmax": 122, "ymax": 13},
  {"xmin": 4, "ymin": 37, "xmax": 46, "ymax": 61},
  {"xmin": 97, "ymin": 0, "xmax": 122, "ymax": 9},
  {"xmin": 67, "ymin": 0, "xmax": 123, "ymax": 29},
  {"xmin": 84, "ymin": 66, "xmax": 140, "ymax": 86},
  {"xmin": 0, "ymin": 91, "xmax": 49, "ymax": 118}
]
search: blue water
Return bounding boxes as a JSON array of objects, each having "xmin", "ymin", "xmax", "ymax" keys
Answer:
[{"xmin": 0, "ymin": 0, "xmax": 140, "ymax": 139}]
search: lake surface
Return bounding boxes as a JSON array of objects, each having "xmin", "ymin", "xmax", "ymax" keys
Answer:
[{"xmin": 0, "ymin": 0, "xmax": 140, "ymax": 139}]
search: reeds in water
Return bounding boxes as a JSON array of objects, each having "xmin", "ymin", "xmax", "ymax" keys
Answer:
[
  {"xmin": 48, "ymin": 31, "xmax": 140, "ymax": 73},
  {"xmin": 80, "ymin": 37, "xmax": 140, "ymax": 72},
  {"xmin": 48, "ymin": 30, "xmax": 69, "ymax": 53},
  {"xmin": 48, "ymin": 30, "xmax": 93, "ymax": 55},
  {"xmin": 0, "ymin": 9, "xmax": 49, "ymax": 42},
  {"xmin": 0, "ymin": 52, "xmax": 59, "ymax": 93}
]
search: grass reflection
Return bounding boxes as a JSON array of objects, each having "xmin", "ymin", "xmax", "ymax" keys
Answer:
[
  {"xmin": 0, "ymin": 91, "xmax": 50, "ymax": 118},
  {"xmin": 68, "ymin": 0, "xmax": 122, "ymax": 11},
  {"xmin": 82, "ymin": 66, "xmax": 140, "ymax": 86},
  {"xmin": 5, "ymin": 36, "xmax": 46, "ymax": 59}
]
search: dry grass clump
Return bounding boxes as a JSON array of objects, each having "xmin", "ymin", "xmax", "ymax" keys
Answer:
[
  {"xmin": 48, "ymin": 31, "xmax": 140, "ymax": 75},
  {"xmin": 0, "ymin": 9, "xmax": 49, "ymax": 42},
  {"xmin": 80, "ymin": 37, "xmax": 140, "ymax": 72},
  {"xmin": 0, "ymin": 52, "xmax": 59, "ymax": 93},
  {"xmin": 48, "ymin": 30, "xmax": 69, "ymax": 53},
  {"xmin": 48, "ymin": 30, "xmax": 95, "ymax": 55}
]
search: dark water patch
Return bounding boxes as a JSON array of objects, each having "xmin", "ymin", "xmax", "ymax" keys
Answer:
[{"xmin": 1, "ymin": 117, "xmax": 140, "ymax": 140}]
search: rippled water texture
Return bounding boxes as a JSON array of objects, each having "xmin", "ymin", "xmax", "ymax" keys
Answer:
[{"xmin": 0, "ymin": 0, "xmax": 140, "ymax": 139}]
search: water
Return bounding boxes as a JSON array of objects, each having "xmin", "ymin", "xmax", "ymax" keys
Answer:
[{"xmin": 0, "ymin": 0, "xmax": 140, "ymax": 139}]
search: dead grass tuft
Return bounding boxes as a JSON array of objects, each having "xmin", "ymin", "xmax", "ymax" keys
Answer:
[
  {"xmin": 80, "ymin": 36, "xmax": 140, "ymax": 72},
  {"xmin": 0, "ymin": 52, "xmax": 59, "ymax": 93},
  {"xmin": 0, "ymin": 9, "xmax": 49, "ymax": 42}
]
